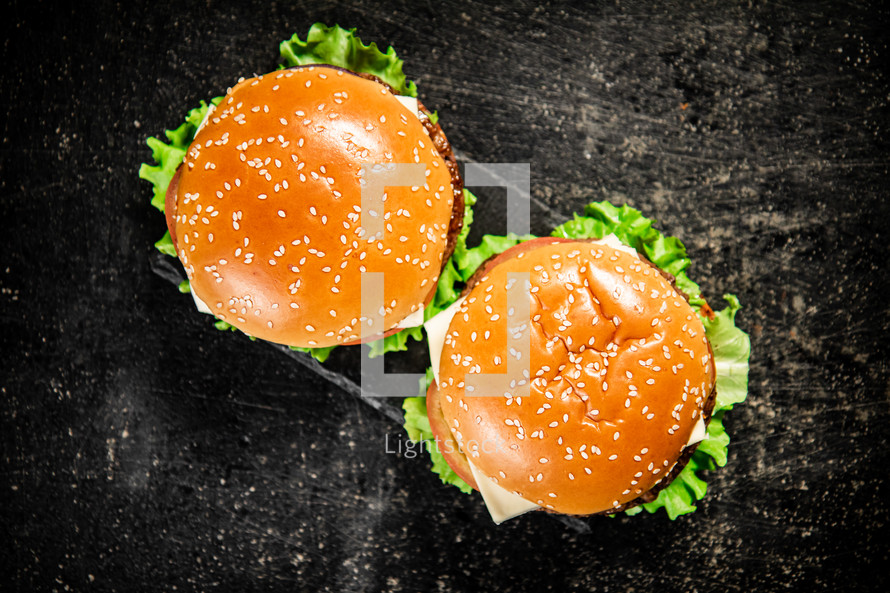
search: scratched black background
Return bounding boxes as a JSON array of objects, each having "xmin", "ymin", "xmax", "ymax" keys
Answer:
[{"xmin": 3, "ymin": 1, "xmax": 889, "ymax": 591}]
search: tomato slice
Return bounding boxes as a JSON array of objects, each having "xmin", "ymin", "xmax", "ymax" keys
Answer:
[
  {"xmin": 164, "ymin": 166, "xmax": 182, "ymax": 253},
  {"xmin": 426, "ymin": 379, "xmax": 479, "ymax": 491}
]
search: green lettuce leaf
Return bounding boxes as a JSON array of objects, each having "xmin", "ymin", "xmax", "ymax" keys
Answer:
[
  {"xmin": 402, "ymin": 370, "xmax": 473, "ymax": 493},
  {"xmin": 213, "ymin": 319, "xmax": 237, "ymax": 332},
  {"xmin": 624, "ymin": 462, "xmax": 707, "ymax": 520},
  {"xmin": 289, "ymin": 345, "xmax": 336, "ymax": 364},
  {"xmin": 367, "ymin": 326, "xmax": 424, "ymax": 358},
  {"xmin": 452, "ymin": 233, "xmax": 534, "ymax": 282},
  {"xmin": 695, "ymin": 412, "xmax": 730, "ymax": 468},
  {"xmin": 154, "ymin": 231, "xmax": 177, "ymax": 257},
  {"xmin": 703, "ymin": 295, "xmax": 751, "ymax": 410},
  {"xmin": 402, "ymin": 394, "xmax": 430, "ymax": 444},
  {"xmin": 431, "ymin": 260, "xmax": 463, "ymax": 314},
  {"xmin": 449, "ymin": 189, "xmax": 475, "ymax": 267},
  {"xmin": 406, "ymin": 200, "xmax": 751, "ymax": 520},
  {"xmin": 280, "ymin": 23, "xmax": 417, "ymax": 97},
  {"xmin": 138, "ymin": 99, "xmax": 221, "ymax": 213},
  {"xmin": 426, "ymin": 189, "xmax": 479, "ymax": 315},
  {"xmin": 551, "ymin": 202, "xmax": 705, "ymax": 309}
]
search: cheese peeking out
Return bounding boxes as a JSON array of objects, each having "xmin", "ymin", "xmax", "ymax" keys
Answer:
[
  {"xmin": 686, "ymin": 417, "xmax": 708, "ymax": 448},
  {"xmin": 190, "ymin": 286, "xmax": 213, "ymax": 315},
  {"xmin": 467, "ymin": 460, "xmax": 540, "ymax": 524},
  {"xmin": 424, "ymin": 296, "xmax": 466, "ymax": 384},
  {"xmin": 392, "ymin": 305, "xmax": 426, "ymax": 330},
  {"xmin": 394, "ymin": 95, "xmax": 419, "ymax": 118}
]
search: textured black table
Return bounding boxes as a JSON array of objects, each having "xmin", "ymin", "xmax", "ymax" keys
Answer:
[{"xmin": 3, "ymin": 1, "xmax": 888, "ymax": 591}]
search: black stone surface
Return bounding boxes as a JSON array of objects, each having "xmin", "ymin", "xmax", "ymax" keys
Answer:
[{"xmin": 3, "ymin": 1, "xmax": 889, "ymax": 591}]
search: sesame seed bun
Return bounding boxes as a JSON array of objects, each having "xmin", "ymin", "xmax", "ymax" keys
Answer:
[
  {"xmin": 436, "ymin": 239, "xmax": 717, "ymax": 515},
  {"xmin": 168, "ymin": 66, "xmax": 460, "ymax": 347}
]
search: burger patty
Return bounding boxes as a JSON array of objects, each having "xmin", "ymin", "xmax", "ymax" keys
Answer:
[
  {"xmin": 416, "ymin": 101, "xmax": 464, "ymax": 267},
  {"xmin": 452, "ymin": 237, "xmax": 719, "ymax": 515}
]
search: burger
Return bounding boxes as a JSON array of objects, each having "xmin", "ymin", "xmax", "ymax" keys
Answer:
[
  {"xmin": 141, "ymin": 24, "xmax": 466, "ymax": 351},
  {"xmin": 166, "ymin": 66, "xmax": 463, "ymax": 348},
  {"xmin": 403, "ymin": 202, "xmax": 750, "ymax": 523}
]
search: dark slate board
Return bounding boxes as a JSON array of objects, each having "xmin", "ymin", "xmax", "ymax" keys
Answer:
[{"xmin": 2, "ymin": 1, "xmax": 888, "ymax": 591}]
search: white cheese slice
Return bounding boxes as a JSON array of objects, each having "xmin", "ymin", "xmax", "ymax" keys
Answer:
[
  {"xmin": 426, "ymin": 297, "xmax": 540, "ymax": 524},
  {"xmin": 394, "ymin": 95, "xmax": 420, "ymax": 119},
  {"xmin": 467, "ymin": 460, "xmax": 540, "ymax": 524},
  {"xmin": 423, "ymin": 296, "xmax": 466, "ymax": 384},
  {"xmin": 195, "ymin": 102, "xmax": 216, "ymax": 135},
  {"xmin": 598, "ymin": 233, "xmax": 639, "ymax": 258},
  {"xmin": 189, "ymin": 286, "xmax": 213, "ymax": 315},
  {"xmin": 392, "ymin": 306, "xmax": 426, "ymax": 330},
  {"xmin": 686, "ymin": 416, "xmax": 708, "ymax": 448}
]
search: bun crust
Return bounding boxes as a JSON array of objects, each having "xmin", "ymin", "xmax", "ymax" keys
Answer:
[
  {"xmin": 437, "ymin": 240, "xmax": 716, "ymax": 515},
  {"xmin": 173, "ymin": 67, "xmax": 456, "ymax": 347}
]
